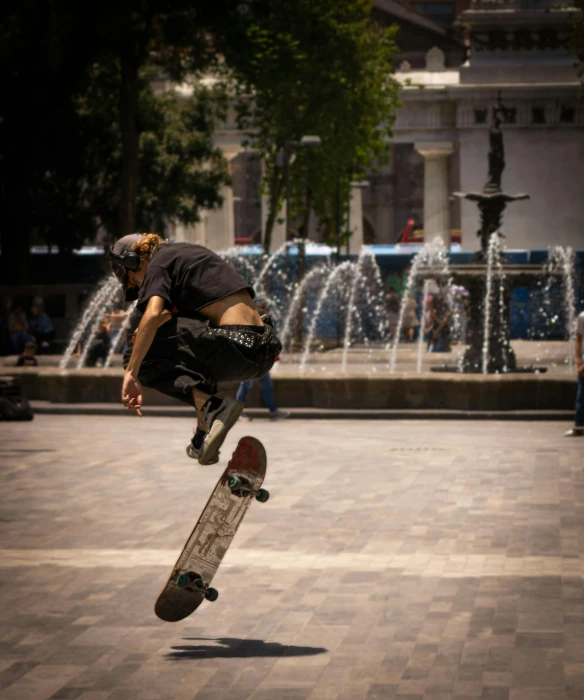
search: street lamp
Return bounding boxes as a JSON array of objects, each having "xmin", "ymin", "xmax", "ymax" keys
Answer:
[{"xmin": 277, "ymin": 135, "xmax": 321, "ymax": 242}]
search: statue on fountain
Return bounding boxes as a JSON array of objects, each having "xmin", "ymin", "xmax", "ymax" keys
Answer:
[
  {"xmin": 485, "ymin": 105, "xmax": 504, "ymax": 193},
  {"xmin": 453, "ymin": 94, "xmax": 529, "ymax": 260}
]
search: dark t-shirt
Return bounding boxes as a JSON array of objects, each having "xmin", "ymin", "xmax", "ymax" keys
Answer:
[{"xmin": 136, "ymin": 242, "xmax": 254, "ymax": 314}]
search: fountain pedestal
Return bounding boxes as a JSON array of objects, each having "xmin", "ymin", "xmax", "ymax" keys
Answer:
[
  {"xmin": 425, "ymin": 264, "xmax": 551, "ymax": 374},
  {"xmin": 460, "ymin": 269, "xmax": 515, "ymax": 373}
]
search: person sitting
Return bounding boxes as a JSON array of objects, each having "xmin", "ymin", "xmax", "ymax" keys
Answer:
[
  {"xmin": 27, "ymin": 304, "xmax": 55, "ymax": 353},
  {"xmin": 85, "ymin": 322, "xmax": 111, "ymax": 368},
  {"xmin": 16, "ymin": 340, "xmax": 39, "ymax": 367},
  {"xmin": 103, "ymin": 297, "xmax": 129, "ymax": 355},
  {"xmin": 425, "ymin": 295, "xmax": 451, "ymax": 353},
  {"xmin": 402, "ymin": 291, "xmax": 419, "ymax": 342},
  {"xmin": 8, "ymin": 304, "xmax": 34, "ymax": 355}
]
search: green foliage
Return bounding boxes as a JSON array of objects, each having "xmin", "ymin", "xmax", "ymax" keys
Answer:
[
  {"xmin": 223, "ymin": 0, "xmax": 400, "ymax": 251},
  {"xmin": 75, "ymin": 61, "xmax": 228, "ymax": 237}
]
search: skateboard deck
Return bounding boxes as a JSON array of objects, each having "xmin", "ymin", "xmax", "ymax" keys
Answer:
[{"xmin": 155, "ymin": 436, "xmax": 268, "ymax": 622}]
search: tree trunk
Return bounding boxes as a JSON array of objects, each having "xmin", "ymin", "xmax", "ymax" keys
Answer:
[
  {"xmin": 118, "ymin": 43, "xmax": 140, "ymax": 238},
  {"xmin": 263, "ymin": 173, "xmax": 284, "ymax": 254}
]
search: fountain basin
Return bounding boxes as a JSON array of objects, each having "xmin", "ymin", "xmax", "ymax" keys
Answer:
[{"xmin": 2, "ymin": 366, "xmax": 575, "ymax": 412}]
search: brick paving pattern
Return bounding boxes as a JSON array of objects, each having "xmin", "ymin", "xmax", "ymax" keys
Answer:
[{"xmin": 0, "ymin": 415, "xmax": 583, "ymax": 699}]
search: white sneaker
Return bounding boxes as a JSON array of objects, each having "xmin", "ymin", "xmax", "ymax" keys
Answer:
[
  {"xmin": 199, "ymin": 396, "xmax": 244, "ymax": 465},
  {"xmin": 565, "ymin": 428, "xmax": 584, "ymax": 437},
  {"xmin": 270, "ymin": 409, "xmax": 291, "ymax": 422},
  {"xmin": 186, "ymin": 437, "xmax": 218, "ymax": 465}
]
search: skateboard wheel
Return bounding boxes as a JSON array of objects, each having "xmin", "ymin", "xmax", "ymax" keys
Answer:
[
  {"xmin": 227, "ymin": 475, "xmax": 241, "ymax": 490},
  {"xmin": 205, "ymin": 587, "xmax": 219, "ymax": 602},
  {"xmin": 255, "ymin": 488, "xmax": 270, "ymax": 503},
  {"xmin": 176, "ymin": 573, "xmax": 190, "ymax": 589}
]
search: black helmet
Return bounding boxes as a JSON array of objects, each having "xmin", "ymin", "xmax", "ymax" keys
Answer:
[{"xmin": 109, "ymin": 234, "xmax": 143, "ymax": 302}]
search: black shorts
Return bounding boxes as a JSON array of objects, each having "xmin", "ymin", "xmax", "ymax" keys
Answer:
[{"xmin": 123, "ymin": 315, "xmax": 282, "ymax": 406}]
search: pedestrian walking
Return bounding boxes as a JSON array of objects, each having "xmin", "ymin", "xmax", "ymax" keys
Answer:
[
  {"xmin": 565, "ymin": 310, "xmax": 584, "ymax": 437},
  {"xmin": 235, "ymin": 296, "xmax": 290, "ymax": 421}
]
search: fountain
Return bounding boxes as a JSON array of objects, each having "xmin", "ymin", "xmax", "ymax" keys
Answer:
[
  {"xmin": 41, "ymin": 118, "xmax": 579, "ymax": 406},
  {"xmin": 60, "ymin": 275, "xmax": 121, "ymax": 369},
  {"xmin": 423, "ymin": 96, "xmax": 572, "ymax": 374}
]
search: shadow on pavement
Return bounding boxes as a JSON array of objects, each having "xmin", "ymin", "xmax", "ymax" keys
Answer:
[{"xmin": 166, "ymin": 637, "xmax": 328, "ymax": 659}]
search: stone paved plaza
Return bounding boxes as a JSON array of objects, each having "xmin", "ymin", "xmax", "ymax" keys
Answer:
[{"xmin": 1, "ymin": 415, "xmax": 584, "ymax": 699}]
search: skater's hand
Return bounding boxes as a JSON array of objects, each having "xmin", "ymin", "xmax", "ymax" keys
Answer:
[{"xmin": 122, "ymin": 371, "xmax": 143, "ymax": 416}]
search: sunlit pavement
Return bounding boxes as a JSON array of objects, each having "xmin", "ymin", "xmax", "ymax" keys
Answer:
[{"xmin": 1, "ymin": 415, "xmax": 583, "ymax": 699}]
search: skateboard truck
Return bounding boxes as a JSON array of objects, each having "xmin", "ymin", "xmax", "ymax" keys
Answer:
[
  {"xmin": 175, "ymin": 571, "xmax": 219, "ymax": 602},
  {"xmin": 227, "ymin": 475, "xmax": 269, "ymax": 502}
]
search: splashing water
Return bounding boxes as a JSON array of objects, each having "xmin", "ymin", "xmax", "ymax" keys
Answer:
[
  {"xmin": 482, "ymin": 232, "xmax": 506, "ymax": 374},
  {"xmin": 299, "ymin": 261, "xmax": 354, "ymax": 372},
  {"xmin": 341, "ymin": 248, "xmax": 388, "ymax": 373},
  {"xmin": 103, "ymin": 300, "xmax": 139, "ymax": 369},
  {"xmin": 76, "ymin": 280, "xmax": 122, "ymax": 369},
  {"xmin": 253, "ymin": 241, "xmax": 294, "ymax": 295},
  {"xmin": 546, "ymin": 246, "xmax": 577, "ymax": 368},
  {"xmin": 279, "ymin": 264, "xmax": 331, "ymax": 352},
  {"xmin": 60, "ymin": 276, "xmax": 121, "ymax": 369},
  {"xmin": 416, "ymin": 279, "xmax": 433, "ymax": 373},
  {"xmin": 389, "ymin": 238, "xmax": 452, "ymax": 373}
]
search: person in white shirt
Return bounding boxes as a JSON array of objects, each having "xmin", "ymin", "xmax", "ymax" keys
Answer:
[{"xmin": 565, "ymin": 311, "xmax": 584, "ymax": 437}]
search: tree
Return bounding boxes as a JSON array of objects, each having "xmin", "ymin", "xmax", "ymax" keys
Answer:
[
  {"xmin": 75, "ymin": 61, "xmax": 229, "ymax": 240},
  {"xmin": 223, "ymin": 0, "xmax": 399, "ymax": 253},
  {"xmin": 0, "ymin": 0, "xmax": 104, "ymax": 281},
  {"xmin": 0, "ymin": 0, "xmax": 240, "ymax": 281}
]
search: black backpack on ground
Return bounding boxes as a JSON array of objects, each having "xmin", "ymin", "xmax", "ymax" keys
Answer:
[{"xmin": 0, "ymin": 377, "xmax": 34, "ymax": 421}]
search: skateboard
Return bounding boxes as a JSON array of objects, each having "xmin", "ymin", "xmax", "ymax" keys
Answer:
[{"xmin": 155, "ymin": 436, "xmax": 269, "ymax": 622}]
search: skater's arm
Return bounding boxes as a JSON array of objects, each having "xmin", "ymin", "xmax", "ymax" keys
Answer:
[
  {"xmin": 125, "ymin": 295, "xmax": 170, "ymax": 377},
  {"xmin": 122, "ymin": 296, "xmax": 171, "ymax": 416},
  {"xmin": 576, "ymin": 332, "xmax": 583, "ymax": 377}
]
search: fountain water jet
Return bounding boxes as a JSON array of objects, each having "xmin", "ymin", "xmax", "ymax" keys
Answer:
[
  {"xmin": 341, "ymin": 248, "xmax": 388, "ymax": 373},
  {"xmin": 482, "ymin": 232, "xmax": 507, "ymax": 374},
  {"xmin": 416, "ymin": 279, "xmax": 432, "ymax": 373},
  {"xmin": 76, "ymin": 280, "xmax": 122, "ymax": 369},
  {"xmin": 299, "ymin": 261, "xmax": 354, "ymax": 372},
  {"xmin": 389, "ymin": 238, "xmax": 453, "ymax": 373},
  {"xmin": 279, "ymin": 264, "xmax": 331, "ymax": 352},
  {"xmin": 103, "ymin": 300, "xmax": 139, "ymax": 369},
  {"xmin": 60, "ymin": 275, "xmax": 121, "ymax": 369},
  {"xmin": 546, "ymin": 246, "xmax": 577, "ymax": 368}
]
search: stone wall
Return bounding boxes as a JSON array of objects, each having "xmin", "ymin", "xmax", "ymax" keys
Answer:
[{"xmin": 3, "ymin": 368, "xmax": 576, "ymax": 411}]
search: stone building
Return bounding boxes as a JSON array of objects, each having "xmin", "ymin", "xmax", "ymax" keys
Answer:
[{"xmin": 171, "ymin": 0, "xmax": 584, "ymax": 253}]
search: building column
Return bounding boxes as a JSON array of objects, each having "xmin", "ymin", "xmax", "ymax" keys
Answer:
[
  {"xmin": 171, "ymin": 147, "xmax": 241, "ymax": 250},
  {"xmin": 414, "ymin": 141, "xmax": 454, "ymax": 249},
  {"xmin": 203, "ymin": 147, "xmax": 242, "ymax": 251},
  {"xmin": 204, "ymin": 181, "xmax": 235, "ymax": 252}
]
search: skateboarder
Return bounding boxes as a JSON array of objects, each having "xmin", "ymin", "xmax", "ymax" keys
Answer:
[{"xmin": 109, "ymin": 233, "xmax": 282, "ymax": 465}]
